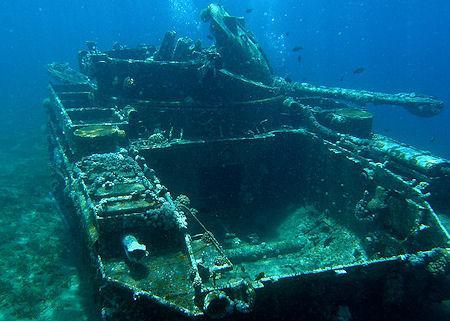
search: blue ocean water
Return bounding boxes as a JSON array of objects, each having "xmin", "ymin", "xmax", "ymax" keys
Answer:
[
  {"xmin": 0, "ymin": 1, "xmax": 449, "ymax": 320},
  {"xmin": 1, "ymin": 0, "xmax": 449, "ymax": 157}
]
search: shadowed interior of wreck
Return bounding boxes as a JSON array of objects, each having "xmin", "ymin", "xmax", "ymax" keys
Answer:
[{"xmin": 141, "ymin": 132, "xmax": 447, "ymax": 275}]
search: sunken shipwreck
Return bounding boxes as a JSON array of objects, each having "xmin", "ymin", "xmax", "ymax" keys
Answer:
[{"xmin": 46, "ymin": 4, "xmax": 449, "ymax": 321}]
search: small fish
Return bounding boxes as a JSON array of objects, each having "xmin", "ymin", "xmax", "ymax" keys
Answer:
[
  {"xmin": 285, "ymin": 32, "xmax": 290, "ymax": 37},
  {"xmin": 339, "ymin": 76, "xmax": 345, "ymax": 82},
  {"xmin": 353, "ymin": 67, "xmax": 365, "ymax": 74},
  {"xmin": 206, "ymin": 34, "xmax": 214, "ymax": 40},
  {"xmin": 254, "ymin": 271, "xmax": 266, "ymax": 281},
  {"xmin": 292, "ymin": 46, "xmax": 303, "ymax": 52},
  {"xmin": 246, "ymin": 8, "xmax": 253, "ymax": 13},
  {"xmin": 284, "ymin": 75, "xmax": 293, "ymax": 83},
  {"xmin": 297, "ymin": 55, "xmax": 302, "ymax": 63},
  {"xmin": 429, "ymin": 136, "xmax": 436, "ymax": 143}
]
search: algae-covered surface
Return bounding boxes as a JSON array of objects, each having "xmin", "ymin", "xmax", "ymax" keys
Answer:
[
  {"xmin": 74, "ymin": 124, "xmax": 125, "ymax": 138},
  {"xmin": 335, "ymin": 108, "xmax": 373, "ymax": 119},
  {"xmin": 0, "ymin": 117, "xmax": 96, "ymax": 320}
]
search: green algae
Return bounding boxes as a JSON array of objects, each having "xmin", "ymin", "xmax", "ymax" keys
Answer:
[
  {"xmin": 334, "ymin": 108, "xmax": 372, "ymax": 119},
  {"xmin": 74, "ymin": 124, "xmax": 125, "ymax": 139}
]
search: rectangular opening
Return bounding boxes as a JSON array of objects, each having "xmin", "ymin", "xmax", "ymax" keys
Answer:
[
  {"xmin": 141, "ymin": 132, "xmax": 447, "ymax": 283},
  {"xmin": 67, "ymin": 108, "xmax": 120, "ymax": 125}
]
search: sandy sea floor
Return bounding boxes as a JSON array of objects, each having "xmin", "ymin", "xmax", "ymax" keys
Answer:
[{"xmin": 0, "ymin": 114, "xmax": 96, "ymax": 321}]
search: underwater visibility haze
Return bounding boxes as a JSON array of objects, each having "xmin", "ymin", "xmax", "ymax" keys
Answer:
[{"xmin": 0, "ymin": 1, "xmax": 449, "ymax": 320}]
